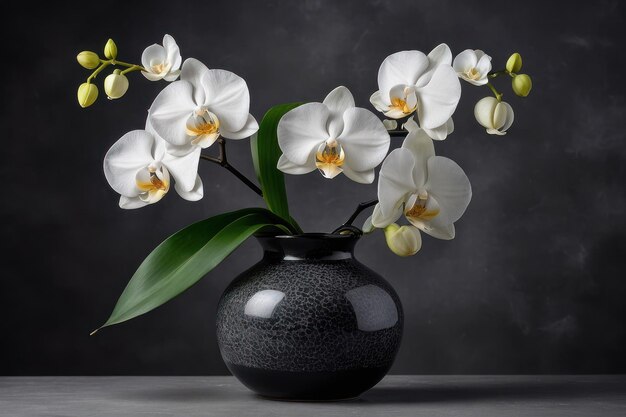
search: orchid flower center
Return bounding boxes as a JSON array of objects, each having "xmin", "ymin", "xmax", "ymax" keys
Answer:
[
  {"xmin": 404, "ymin": 191, "xmax": 439, "ymax": 221},
  {"xmin": 464, "ymin": 67, "xmax": 481, "ymax": 81},
  {"xmin": 315, "ymin": 138, "xmax": 345, "ymax": 179},
  {"xmin": 150, "ymin": 61, "xmax": 171, "ymax": 75},
  {"xmin": 389, "ymin": 87, "xmax": 418, "ymax": 115},
  {"xmin": 135, "ymin": 163, "xmax": 170, "ymax": 204},
  {"xmin": 186, "ymin": 108, "xmax": 221, "ymax": 147}
]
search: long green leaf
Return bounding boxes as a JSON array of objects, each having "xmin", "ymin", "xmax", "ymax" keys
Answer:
[
  {"xmin": 251, "ymin": 103, "xmax": 303, "ymax": 233},
  {"xmin": 94, "ymin": 208, "xmax": 291, "ymax": 332}
]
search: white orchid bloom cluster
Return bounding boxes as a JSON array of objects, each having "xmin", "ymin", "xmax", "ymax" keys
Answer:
[
  {"xmin": 76, "ymin": 36, "xmax": 531, "ymax": 255},
  {"xmin": 99, "ymin": 35, "xmax": 258, "ymax": 209}
]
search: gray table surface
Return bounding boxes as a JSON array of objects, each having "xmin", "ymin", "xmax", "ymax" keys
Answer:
[{"xmin": 1, "ymin": 375, "xmax": 625, "ymax": 417}]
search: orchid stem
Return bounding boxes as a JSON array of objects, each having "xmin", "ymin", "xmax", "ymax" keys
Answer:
[
  {"xmin": 120, "ymin": 65, "xmax": 143, "ymax": 75},
  {"xmin": 486, "ymin": 82, "xmax": 503, "ymax": 101},
  {"xmin": 87, "ymin": 61, "xmax": 111, "ymax": 82},
  {"xmin": 200, "ymin": 139, "xmax": 263, "ymax": 197},
  {"xmin": 331, "ymin": 199, "xmax": 379, "ymax": 235}
]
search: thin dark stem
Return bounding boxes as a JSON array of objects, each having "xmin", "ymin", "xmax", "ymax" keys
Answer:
[
  {"xmin": 332, "ymin": 199, "xmax": 378, "ymax": 235},
  {"xmin": 344, "ymin": 199, "xmax": 378, "ymax": 226},
  {"xmin": 200, "ymin": 138, "xmax": 263, "ymax": 197}
]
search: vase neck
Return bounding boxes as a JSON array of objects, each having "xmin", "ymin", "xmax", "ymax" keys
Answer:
[{"xmin": 257, "ymin": 234, "xmax": 358, "ymax": 261}]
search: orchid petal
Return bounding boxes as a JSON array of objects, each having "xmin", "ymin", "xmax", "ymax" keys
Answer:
[
  {"xmin": 163, "ymin": 34, "xmax": 182, "ymax": 71},
  {"xmin": 428, "ymin": 43, "xmax": 453, "ymax": 67},
  {"xmin": 378, "ymin": 51, "xmax": 429, "ymax": 105},
  {"xmin": 401, "ymin": 128, "xmax": 434, "ymax": 187},
  {"xmin": 475, "ymin": 54, "xmax": 492, "ymax": 79},
  {"xmin": 402, "ymin": 116, "xmax": 419, "ymax": 133},
  {"xmin": 423, "ymin": 117, "xmax": 454, "ymax": 140},
  {"xmin": 409, "ymin": 213, "xmax": 456, "ymax": 240},
  {"xmin": 220, "ymin": 113, "xmax": 259, "ymax": 140},
  {"xmin": 369, "ymin": 90, "xmax": 389, "ymax": 113},
  {"xmin": 324, "ymin": 86, "xmax": 355, "ymax": 138},
  {"xmin": 277, "ymin": 153, "xmax": 317, "ymax": 175},
  {"xmin": 175, "ymin": 175, "xmax": 203, "ymax": 201},
  {"xmin": 416, "ymin": 65, "xmax": 461, "ymax": 129},
  {"xmin": 162, "ymin": 145, "xmax": 201, "ymax": 192},
  {"xmin": 149, "ymin": 81, "xmax": 197, "ymax": 146},
  {"xmin": 425, "ymin": 156, "xmax": 472, "ymax": 223},
  {"xmin": 417, "ymin": 43, "xmax": 453, "ymax": 86},
  {"xmin": 374, "ymin": 148, "xmax": 417, "ymax": 227},
  {"xmin": 452, "ymin": 49, "xmax": 478, "ymax": 73},
  {"xmin": 382, "ymin": 119, "xmax": 397, "ymax": 130},
  {"xmin": 163, "ymin": 70, "xmax": 181, "ymax": 82},
  {"xmin": 202, "ymin": 69, "xmax": 250, "ymax": 133},
  {"xmin": 103, "ymin": 130, "xmax": 155, "ymax": 198},
  {"xmin": 119, "ymin": 195, "xmax": 149, "ymax": 209},
  {"xmin": 180, "ymin": 58, "xmax": 210, "ymax": 104},
  {"xmin": 277, "ymin": 102, "xmax": 329, "ymax": 165},
  {"xmin": 338, "ymin": 107, "xmax": 390, "ymax": 172},
  {"xmin": 141, "ymin": 44, "xmax": 166, "ymax": 72},
  {"xmin": 342, "ymin": 166, "xmax": 376, "ymax": 184}
]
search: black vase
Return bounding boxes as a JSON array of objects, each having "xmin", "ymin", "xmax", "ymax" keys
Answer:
[{"xmin": 216, "ymin": 233, "xmax": 403, "ymax": 400}]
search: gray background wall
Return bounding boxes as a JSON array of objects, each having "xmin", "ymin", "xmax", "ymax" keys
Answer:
[{"xmin": 2, "ymin": 0, "xmax": 625, "ymax": 375}]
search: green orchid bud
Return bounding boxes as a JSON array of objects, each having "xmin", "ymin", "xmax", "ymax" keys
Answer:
[
  {"xmin": 77, "ymin": 83, "xmax": 98, "ymax": 108},
  {"xmin": 384, "ymin": 224, "xmax": 422, "ymax": 257},
  {"xmin": 512, "ymin": 74, "xmax": 532, "ymax": 97},
  {"xmin": 104, "ymin": 69, "xmax": 129, "ymax": 99},
  {"xmin": 506, "ymin": 53, "xmax": 522, "ymax": 73},
  {"xmin": 76, "ymin": 51, "xmax": 100, "ymax": 69},
  {"xmin": 104, "ymin": 39, "xmax": 118, "ymax": 60}
]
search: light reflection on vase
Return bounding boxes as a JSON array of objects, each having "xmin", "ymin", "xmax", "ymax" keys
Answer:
[{"xmin": 244, "ymin": 289, "xmax": 286, "ymax": 319}]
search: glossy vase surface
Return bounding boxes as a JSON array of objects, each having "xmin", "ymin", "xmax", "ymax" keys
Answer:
[{"xmin": 216, "ymin": 234, "xmax": 403, "ymax": 400}]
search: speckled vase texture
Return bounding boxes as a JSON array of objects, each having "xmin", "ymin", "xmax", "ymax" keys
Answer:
[{"xmin": 216, "ymin": 234, "xmax": 403, "ymax": 400}]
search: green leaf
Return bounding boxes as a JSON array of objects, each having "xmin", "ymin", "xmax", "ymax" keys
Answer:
[
  {"xmin": 94, "ymin": 208, "xmax": 292, "ymax": 333},
  {"xmin": 251, "ymin": 103, "xmax": 304, "ymax": 233}
]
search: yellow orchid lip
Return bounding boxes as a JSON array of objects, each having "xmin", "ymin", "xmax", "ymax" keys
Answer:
[
  {"xmin": 389, "ymin": 97, "xmax": 416, "ymax": 115},
  {"xmin": 315, "ymin": 139, "xmax": 345, "ymax": 179},
  {"xmin": 404, "ymin": 192, "xmax": 439, "ymax": 221},
  {"xmin": 135, "ymin": 165, "xmax": 170, "ymax": 204},
  {"xmin": 186, "ymin": 109, "xmax": 221, "ymax": 146}
]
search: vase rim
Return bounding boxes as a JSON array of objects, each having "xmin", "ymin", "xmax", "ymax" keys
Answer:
[
  {"xmin": 260, "ymin": 232, "xmax": 359, "ymax": 240},
  {"xmin": 256, "ymin": 232, "xmax": 358, "ymax": 260}
]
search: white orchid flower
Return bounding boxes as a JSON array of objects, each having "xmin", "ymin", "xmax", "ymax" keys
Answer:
[
  {"xmin": 369, "ymin": 44, "xmax": 461, "ymax": 132},
  {"xmin": 148, "ymin": 58, "xmax": 258, "ymax": 155},
  {"xmin": 403, "ymin": 114, "xmax": 454, "ymax": 141},
  {"xmin": 277, "ymin": 86, "xmax": 390, "ymax": 184},
  {"xmin": 141, "ymin": 34, "xmax": 182, "ymax": 82},
  {"xmin": 371, "ymin": 128, "xmax": 471, "ymax": 240},
  {"xmin": 474, "ymin": 96, "xmax": 514, "ymax": 135},
  {"xmin": 103, "ymin": 121, "xmax": 203, "ymax": 209},
  {"xmin": 453, "ymin": 49, "xmax": 492, "ymax": 86}
]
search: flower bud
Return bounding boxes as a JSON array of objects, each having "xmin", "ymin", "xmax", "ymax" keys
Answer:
[
  {"xmin": 384, "ymin": 224, "xmax": 422, "ymax": 257},
  {"xmin": 76, "ymin": 51, "xmax": 100, "ymax": 69},
  {"xmin": 512, "ymin": 74, "xmax": 532, "ymax": 97},
  {"xmin": 77, "ymin": 83, "xmax": 98, "ymax": 108},
  {"xmin": 104, "ymin": 69, "xmax": 129, "ymax": 99},
  {"xmin": 104, "ymin": 39, "xmax": 118, "ymax": 59},
  {"xmin": 506, "ymin": 53, "xmax": 522, "ymax": 73}
]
